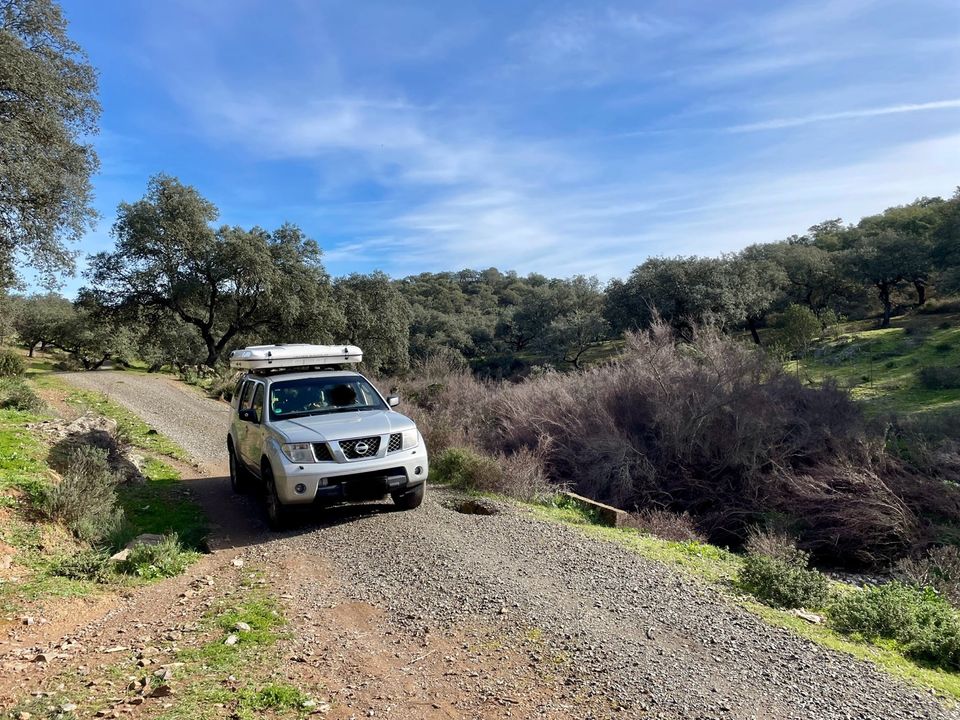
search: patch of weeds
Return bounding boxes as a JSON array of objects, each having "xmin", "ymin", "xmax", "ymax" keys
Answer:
[
  {"xmin": 48, "ymin": 548, "xmax": 115, "ymax": 583},
  {"xmin": 829, "ymin": 583, "xmax": 960, "ymax": 670},
  {"xmin": 542, "ymin": 493, "xmax": 604, "ymax": 525},
  {"xmin": 116, "ymin": 534, "xmax": 199, "ymax": 580},
  {"xmin": 236, "ymin": 683, "xmax": 308, "ymax": 712},
  {"xmin": 0, "ymin": 377, "xmax": 45, "ymax": 412}
]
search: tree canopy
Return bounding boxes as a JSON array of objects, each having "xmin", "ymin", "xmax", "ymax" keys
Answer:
[
  {"xmin": 0, "ymin": 0, "xmax": 100, "ymax": 288},
  {"xmin": 86, "ymin": 175, "xmax": 342, "ymax": 367}
]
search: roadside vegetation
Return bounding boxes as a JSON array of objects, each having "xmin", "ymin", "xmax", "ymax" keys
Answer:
[{"xmin": 0, "ymin": 352, "xmax": 207, "ymax": 613}]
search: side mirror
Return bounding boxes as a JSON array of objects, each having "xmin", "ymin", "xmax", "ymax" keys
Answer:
[
  {"xmin": 386, "ymin": 395, "xmax": 400, "ymax": 407},
  {"xmin": 239, "ymin": 407, "xmax": 259, "ymax": 423}
]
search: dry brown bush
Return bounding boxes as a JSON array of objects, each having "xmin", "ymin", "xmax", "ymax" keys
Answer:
[
  {"xmin": 628, "ymin": 509, "xmax": 705, "ymax": 543},
  {"xmin": 388, "ymin": 323, "xmax": 958, "ymax": 566}
]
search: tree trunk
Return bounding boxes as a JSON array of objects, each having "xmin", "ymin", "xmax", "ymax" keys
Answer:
[
  {"xmin": 914, "ymin": 280, "xmax": 926, "ymax": 306},
  {"xmin": 28, "ymin": 342, "xmax": 36, "ymax": 357},
  {"xmin": 747, "ymin": 318, "xmax": 762, "ymax": 346},
  {"xmin": 878, "ymin": 283, "xmax": 893, "ymax": 328}
]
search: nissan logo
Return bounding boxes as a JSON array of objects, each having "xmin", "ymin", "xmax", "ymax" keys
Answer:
[{"xmin": 354, "ymin": 441, "xmax": 370, "ymax": 455}]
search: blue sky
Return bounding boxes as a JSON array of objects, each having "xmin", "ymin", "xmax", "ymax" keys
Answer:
[{"xmin": 56, "ymin": 0, "xmax": 960, "ymax": 294}]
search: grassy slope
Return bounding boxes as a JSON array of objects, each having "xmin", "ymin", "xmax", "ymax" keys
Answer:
[
  {"xmin": 790, "ymin": 311, "xmax": 960, "ymax": 415},
  {"xmin": 0, "ymin": 355, "xmax": 207, "ymax": 612}
]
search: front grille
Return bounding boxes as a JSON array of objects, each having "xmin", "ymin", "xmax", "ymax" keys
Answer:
[
  {"xmin": 313, "ymin": 443, "xmax": 333, "ymax": 462},
  {"xmin": 339, "ymin": 436, "xmax": 381, "ymax": 459},
  {"xmin": 388, "ymin": 433, "xmax": 402, "ymax": 452}
]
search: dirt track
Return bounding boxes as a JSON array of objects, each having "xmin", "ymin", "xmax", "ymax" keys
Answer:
[{"xmin": 3, "ymin": 369, "xmax": 956, "ymax": 719}]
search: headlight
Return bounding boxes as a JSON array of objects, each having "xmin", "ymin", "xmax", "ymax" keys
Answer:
[
  {"xmin": 401, "ymin": 428, "xmax": 419, "ymax": 449},
  {"xmin": 281, "ymin": 442, "xmax": 315, "ymax": 463}
]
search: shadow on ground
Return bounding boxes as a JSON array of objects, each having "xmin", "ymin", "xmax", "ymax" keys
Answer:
[{"xmin": 182, "ymin": 472, "xmax": 407, "ymax": 552}]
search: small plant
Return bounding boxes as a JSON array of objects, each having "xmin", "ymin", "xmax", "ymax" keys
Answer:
[
  {"xmin": 934, "ymin": 342, "xmax": 954, "ymax": 354},
  {"xmin": 43, "ymin": 446, "xmax": 123, "ymax": 543},
  {"xmin": 116, "ymin": 533, "xmax": 197, "ymax": 579},
  {"xmin": 0, "ymin": 377, "xmax": 45, "ymax": 412},
  {"xmin": 828, "ymin": 582, "xmax": 960, "ymax": 669},
  {"xmin": 0, "ymin": 349, "xmax": 25, "ymax": 377},
  {"xmin": 738, "ymin": 531, "xmax": 829, "ymax": 609},
  {"xmin": 918, "ymin": 366, "xmax": 960, "ymax": 390},
  {"xmin": 238, "ymin": 683, "xmax": 309, "ymax": 712},
  {"xmin": 49, "ymin": 549, "xmax": 115, "ymax": 583}
]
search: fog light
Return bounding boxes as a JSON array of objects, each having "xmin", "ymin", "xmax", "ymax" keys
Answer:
[
  {"xmin": 414, "ymin": 466, "xmax": 423, "ymax": 475},
  {"xmin": 295, "ymin": 483, "xmax": 306, "ymax": 494}
]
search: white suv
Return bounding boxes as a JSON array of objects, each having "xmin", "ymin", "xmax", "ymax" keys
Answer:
[{"xmin": 226, "ymin": 358, "xmax": 428, "ymax": 528}]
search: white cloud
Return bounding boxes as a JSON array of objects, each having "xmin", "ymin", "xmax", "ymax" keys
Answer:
[{"xmin": 728, "ymin": 99, "xmax": 960, "ymax": 132}]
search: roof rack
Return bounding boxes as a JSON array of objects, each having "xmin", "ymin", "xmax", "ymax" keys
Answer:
[{"xmin": 229, "ymin": 344, "xmax": 362, "ymax": 372}]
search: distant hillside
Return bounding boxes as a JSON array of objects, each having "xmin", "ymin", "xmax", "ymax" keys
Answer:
[{"xmin": 795, "ymin": 308, "xmax": 960, "ymax": 416}]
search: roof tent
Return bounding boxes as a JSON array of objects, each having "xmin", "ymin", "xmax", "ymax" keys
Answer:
[{"xmin": 229, "ymin": 344, "xmax": 363, "ymax": 372}]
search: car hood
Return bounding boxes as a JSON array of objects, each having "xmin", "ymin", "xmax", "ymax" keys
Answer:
[{"xmin": 271, "ymin": 410, "xmax": 415, "ymax": 443}]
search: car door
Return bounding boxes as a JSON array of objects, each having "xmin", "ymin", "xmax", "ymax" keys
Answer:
[
  {"xmin": 234, "ymin": 379, "xmax": 257, "ymax": 470},
  {"xmin": 239, "ymin": 381, "xmax": 266, "ymax": 472}
]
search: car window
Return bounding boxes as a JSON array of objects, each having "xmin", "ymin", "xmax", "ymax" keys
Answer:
[
  {"xmin": 251, "ymin": 383, "xmax": 264, "ymax": 422},
  {"xmin": 269, "ymin": 376, "xmax": 387, "ymax": 420},
  {"xmin": 238, "ymin": 380, "xmax": 255, "ymax": 409},
  {"xmin": 232, "ymin": 379, "xmax": 245, "ymax": 406}
]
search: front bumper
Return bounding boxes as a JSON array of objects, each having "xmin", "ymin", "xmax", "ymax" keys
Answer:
[{"xmin": 272, "ymin": 447, "xmax": 428, "ymax": 505}]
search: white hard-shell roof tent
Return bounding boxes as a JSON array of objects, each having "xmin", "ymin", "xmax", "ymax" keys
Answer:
[{"xmin": 228, "ymin": 344, "xmax": 362, "ymax": 371}]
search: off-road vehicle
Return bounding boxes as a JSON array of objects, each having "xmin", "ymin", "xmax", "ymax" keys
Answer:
[{"xmin": 226, "ymin": 344, "xmax": 428, "ymax": 528}]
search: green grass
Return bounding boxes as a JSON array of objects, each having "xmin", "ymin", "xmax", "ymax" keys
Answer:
[
  {"xmin": 157, "ymin": 587, "xmax": 314, "ymax": 720},
  {"xmin": 791, "ymin": 313, "xmax": 960, "ymax": 416},
  {"xmin": 0, "ymin": 407, "xmax": 50, "ymax": 504},
  {"xmin": 0, "ymin": 359, "xmax": 206, "ymax": 613},
  {"xmin": 522, "ymin": 491, "xmax": 960, "ymax": 702},
  {"xmin": 113, "ymin": 460, "xmax": 208, "ymax": 551}
]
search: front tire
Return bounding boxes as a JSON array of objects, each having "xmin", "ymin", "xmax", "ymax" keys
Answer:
[
  {"xmin": 262, "ymin": 464, "xmax": 289, "ymax": 530},
  {"xmin": 392, "ymin": 483, "xmax": 425, "ymax": 510},
  {"xmin": 228, "ymin": 443, "xmax": 251, "ymax": 494}
]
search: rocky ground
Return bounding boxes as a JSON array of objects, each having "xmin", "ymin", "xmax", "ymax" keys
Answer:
[{"xmin": 1, "ymin": 369, "xmax": 956, "ymax": 719}]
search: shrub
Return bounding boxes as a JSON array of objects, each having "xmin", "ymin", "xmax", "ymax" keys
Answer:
[
  {"xmin": 828, "ymin": 582, "xmax": 960, "ymax": 669},
  {"xmin": 918, "ymin": 366, "xmax": 960, "ymax": 390},
  {"xmin": 934, "ymin": 342, "xmax": 954, "ymax": 354},
  {"xmin": 493, "ymin": 324, "xmax": 918, "ymax": 564},
  {"xmin": 0, "ymin": 378, "xmax": 44, "ymax": 412},
  {"xmin": 116, "ymin": 533, "xmax": 197, "ymax": 579},
  {"xmin": 895, "ymin": 545, "xmax": 960, "ymax": 607},
  {"xmin": 0, "ymin": 349, "xmax": 25, "ymax": 377},
  {"xmin": 432, "ymin": 447, "xmax": 504, "ymax": 491},
  {"xmin": 43, "ymin": 446, "xmax": 123, "ymax": 543},
  {"xmin": 629, "ymin": 509, "xmax": 705, "ymax": 543},
  {"xmin": 208, "ymin": 374, "xmax": 238, "ymax": 401},
  {"xmin": 738, "ymin": 537, "xmax": 830, "ymax": 609},
  {"xmin": 49, "ymin": 549, "xmax": 114, "ymax": 583}
]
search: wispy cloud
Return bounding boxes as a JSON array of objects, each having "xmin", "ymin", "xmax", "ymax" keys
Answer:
[{"xmin": 729, "ymin": 99, "xmax": 960, "ymax": 132}]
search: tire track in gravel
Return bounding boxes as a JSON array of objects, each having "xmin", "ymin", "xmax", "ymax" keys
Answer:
[{"xmin": 60, "ymin": 369, "xmax": 960, "ymax": 720}]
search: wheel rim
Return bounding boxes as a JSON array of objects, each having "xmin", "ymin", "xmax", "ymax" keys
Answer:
[{"xmin": 265, "ymin": 476, "xmax": 279, "ymax": 521}]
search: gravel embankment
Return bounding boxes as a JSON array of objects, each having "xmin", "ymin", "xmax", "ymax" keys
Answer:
[{"xmin": 62, "ymin": 370, "xmax": 959, "ymax": 720}]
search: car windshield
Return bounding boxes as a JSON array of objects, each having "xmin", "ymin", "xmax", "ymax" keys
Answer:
[{"xmin": 268, "ymin": 376, "xmax": 386, "ymax": 420}]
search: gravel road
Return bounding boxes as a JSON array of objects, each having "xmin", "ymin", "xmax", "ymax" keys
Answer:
[{"xmin": 61, "ymin": 370, "xmax": 959, "ymax": 720}]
